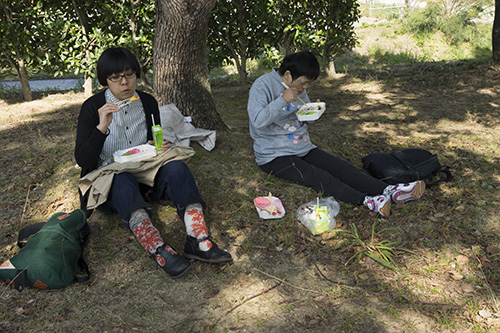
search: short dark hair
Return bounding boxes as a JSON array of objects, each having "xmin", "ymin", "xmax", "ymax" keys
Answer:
[
  {"xmin": 96, "ymin": 47, "xmax": 141, "ymax": 86},
  {"xmin": 277, "ymin": 51, "xmax": 320, "ymax": 81}
]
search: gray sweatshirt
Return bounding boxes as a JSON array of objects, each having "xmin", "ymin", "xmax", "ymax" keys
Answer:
[{"xmin": 247, "ymin": 69, "xmax": 316, "ymax": 165}]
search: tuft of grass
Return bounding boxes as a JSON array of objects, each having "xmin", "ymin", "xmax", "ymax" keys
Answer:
[{"xmin": 332, "ymin": 222, "xmax": 415, "ymax": 270}]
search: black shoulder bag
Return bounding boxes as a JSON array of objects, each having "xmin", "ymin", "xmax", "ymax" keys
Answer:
[{"xmin": 362, "ymin": 148, "xmax": 452, "ymax": 187}]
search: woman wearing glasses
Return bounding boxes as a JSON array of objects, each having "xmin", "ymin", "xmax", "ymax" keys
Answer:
[{"xmin": 75, "ymin": 47, "xmax": 232, "ymax": 279}]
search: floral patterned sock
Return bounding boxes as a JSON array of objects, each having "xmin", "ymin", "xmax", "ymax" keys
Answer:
[
  {"xmin": 184, "ymin": 203, "xmax": 212, "ymax": 251},
  {"xmin": 131, "ymin": 218, "xmax": 176, "ymax": 267}
]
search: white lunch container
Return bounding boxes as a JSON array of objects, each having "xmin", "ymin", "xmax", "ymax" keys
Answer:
[
  {"xmin": 113, "ymin": 144, "xmax": 157, "ymax": 163},
  {"xmin": 296, "ymin": 102, "xmax": 326, "ymax": 121}
]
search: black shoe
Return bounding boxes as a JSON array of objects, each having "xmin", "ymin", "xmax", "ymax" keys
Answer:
[
  {"xmin": 183, "ymin": 236, "xmax": 233, "ymax": 264},
  {"xmin": 156, "ymin": 246, "xmax": 192, "ymax": 278}
]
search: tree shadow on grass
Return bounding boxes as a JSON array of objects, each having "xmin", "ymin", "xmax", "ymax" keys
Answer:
[
  {"xmin": 206, "ymin": 58, "xmax": 500, "ymax": 331},
  {"xmin": 2, "ymin": 59, "xmax": 500, "ymax": 331}
]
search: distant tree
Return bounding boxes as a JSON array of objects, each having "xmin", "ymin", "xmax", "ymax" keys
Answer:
[
  {"xmin": 435, "ymin": 0, "xmax": 490, "ymax": 17},
  {"xmin": 69, "ymin": 0, "xmax": 100, "ymax": 96},
  {"xmin": 55, "ymin": 0, "xmax": 155, "ymax": 96},
  {"xmin": 268, "ymin": 0, "xmax": 308, "ymax": 55},
  {"xmin": 107, "ymin": 0, "xmax": 156, "ymax": 89},
  {"xmin": 154, "ymin": 0, "xmax": 228, "ymax": 131},
  {"xmin": 0, "ymin": 1, "xmax": 62, "ymax": 101},
  {"xmin": 208, "ymin": 0, "xmax": 360, "ymax": 81},
  {"xmin": 56, "ymin": 0, "xmax": 120, "ymax": 97},
  {"xmin": 208, "ymin": 0, "xmax": 273, "ymax": 82},
  {"xmin": 268, "ymin": 0, "xmax": 360, "ymax": 76},
  {"xmin": 312, "ymin": 0, "xmax": 360, "ymax": 76}
]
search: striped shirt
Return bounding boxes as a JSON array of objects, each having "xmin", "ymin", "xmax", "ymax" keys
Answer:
[{"xmin": 97, "ymin": 89, "xmax": 148, "ymax": 168}]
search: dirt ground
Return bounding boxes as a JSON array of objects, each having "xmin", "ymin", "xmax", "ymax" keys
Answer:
[{"xmin": 1, "ymin": 56, "xmax": 500, "ymax": 331}]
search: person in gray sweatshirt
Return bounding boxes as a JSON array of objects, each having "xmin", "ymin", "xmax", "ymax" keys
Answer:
[{"xmin": 247, "ymin": 51, "xmax": 425, "ymax": 217}]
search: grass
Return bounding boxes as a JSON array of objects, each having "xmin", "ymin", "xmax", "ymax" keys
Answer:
[
  {"xmin": 332, "ymin": 221, "xmax": 415, "ymax": 270},
  {"xmin": 1, "ymin": 18, "xmax": 500, "ymax": 332}
]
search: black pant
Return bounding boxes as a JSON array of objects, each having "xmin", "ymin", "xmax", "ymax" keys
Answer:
[
  {"xmin": 260, "ymin": 148, "xmax": 387, "ymax": 205},
  {"xmin": 98, "ymin": 161, "xmax": 205, "ymax": 224}
]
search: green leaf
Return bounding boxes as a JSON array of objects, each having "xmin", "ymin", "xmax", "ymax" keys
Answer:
[{"xmin": 366, "ymin": 252, "xmax": 398, "ymax": 270}]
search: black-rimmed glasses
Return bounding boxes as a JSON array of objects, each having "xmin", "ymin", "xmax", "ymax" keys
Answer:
[{"xmin": 107, "ymin": 72, "xmax": 136, "ymax": 83}]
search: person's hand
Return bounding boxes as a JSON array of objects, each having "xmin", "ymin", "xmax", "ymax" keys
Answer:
[
  {"xmin": 97, "ymin": 103, "xmax": 120, "ymax": 134},
  {"xmin": 148, "ymin": 139, "xmax": 171, "ymax": 152},
  {"xmin": 282, "ymin": 87, "xmax": 301, "ymax": 103},
  {"xmin": 161, "ymin": 139, "xmax": 172, "ymax": 151}
]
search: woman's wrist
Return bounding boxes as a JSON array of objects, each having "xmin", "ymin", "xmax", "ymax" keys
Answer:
[{"xmin": 97, "ymin": 124, "xmax": 109, "ymax": 135}]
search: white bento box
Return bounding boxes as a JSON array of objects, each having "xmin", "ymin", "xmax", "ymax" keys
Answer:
[
  {"xmin": 113, "ymin": 144, "xmax": 157, "ymax": 163},
  {"xmin": 296, "ymin": 102, "xmax": 326, "ymax": 121}
]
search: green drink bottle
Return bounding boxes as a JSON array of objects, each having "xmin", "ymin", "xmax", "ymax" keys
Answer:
[{"xmin": 151, "ymin": 115, "xmax": 163, "ymax": 151}]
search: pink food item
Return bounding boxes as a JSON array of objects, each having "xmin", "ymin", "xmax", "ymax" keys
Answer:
[
  {"xmin": 254, "ymin": 197, "xmax": 270, "ymax": 208},
  {"xmin": 123, "ymin": 148, "xmax": 142, "ymax": 156},
  {"xmin": 253, "ymin": 194, "xmax": 284, "ymax": 216}
]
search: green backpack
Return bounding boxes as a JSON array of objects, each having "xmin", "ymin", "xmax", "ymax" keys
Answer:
[{"xmin": 0, "ymin": 209, "xmax": 90, "ymax": 291}]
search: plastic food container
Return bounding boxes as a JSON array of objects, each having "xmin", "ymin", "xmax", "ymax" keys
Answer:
[
  {"xmin": 253, "ymin": 193, "xmax": 285, "ymax": 219},
  {"xmin": 113, "ymin": 144, "xmax": 157, "ymax": 163},
  {"xmin": 296, "ymin": 197, "xmax": 340, "ymax": 235},
  {"xmin": 296, "ymin": 102, "xmax": 326, "ymax": 121}
]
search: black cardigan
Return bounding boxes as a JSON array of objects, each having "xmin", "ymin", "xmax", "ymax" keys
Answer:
[
  {"xmin": 74, "ymin": 90, "xmax": 161, "ymax": 216},
  {"xmin": 74, "ymin": 89, "xmax": 161, "ymax": 178}
]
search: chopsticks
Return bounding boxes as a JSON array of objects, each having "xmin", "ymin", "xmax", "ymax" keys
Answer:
[
  {"xmin": 281, "ymin": 82, "xmax": 307, "ymax": 105},
  {"xmin": 115, "ymin": 95, "xmax": 140, "ymax": 108}
]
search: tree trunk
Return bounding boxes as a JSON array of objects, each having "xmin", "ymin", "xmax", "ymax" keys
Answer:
[
  {"xmin": 72, "ymin": 0, "xmax": 93, "ymax": 97},
  {"xmin": 237, "ymin": 36, "xmax": 248, "ymax": 83},
  {"xmin": 154, "ymin": 0, "xmax": 228, "ymax": 131},
  {"xmin": 493, "ymin": 0, "xmax": 500, "ymax": 63},
  {"xmin": 17, "ymin": 56, "xmax": 32, "ymax": 101},
  {"xmin": 325, "ymin": 59, "xmax": 336, "ymax": 79},
  {"xmin": 84, "ymin": 49, "xmax": 92, "ymax": 97},
  {"xmin": 129, "ymin": 0, "xmax": 152, "ymax": 90},
  {"xmin": 218, "ymin": 30, "xmax": 246, "ymax": 83},
  {"xmin": 83, "ymin": 76, "xmax": 92, "ymax": 97},
  {"xmin": 236, "ymin": 0, "xmax": 247, "ymax": 83},
  {"xmin": 282, "ymin": 31, "xmax": 292, "ymax": 56}
]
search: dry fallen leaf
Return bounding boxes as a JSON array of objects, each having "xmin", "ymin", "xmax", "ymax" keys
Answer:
[
  {"xmin": 313, "ymin": 295, "xmax": 329, "ymax": 305},
  {"xmin": 455, "ymin": 254, "xmax": 470, "ymax": 265},
  {"xmin": 308, "ymin": 318, "xmax": 320, "ymax": 327},
  {"xmin": 203, "ymin": 288, "xmax": 219, "ymax": 299},
  {"xmin": 460, "ymin": 283, "xmax": 475, "ymax": 294},
  {"xmin": 358, "ymin": 273, "xmax": 370, "ymax": 280},
  {"xmin": 235, "ymin": 235, "xmax": 246, "ymax": 245},
  {"xmin": 479, "ymin": 309, "xmax": 492, "ymax": 318},
  {"xmin": 486, "ymin": 245, "xmax": 499, "ymax": 255},
  {"xmin": 320, "ymin": 232, "xmax": 336, "ymax": 240}
]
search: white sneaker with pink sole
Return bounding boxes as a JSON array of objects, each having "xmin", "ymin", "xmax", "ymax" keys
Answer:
[
  {"xmin": 384, "ymin": 180, "xmax": 426, "ymax": 204},
  {"xmin": 363, "ymin": 194, "xmax": 391, "ymax": 217}
]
